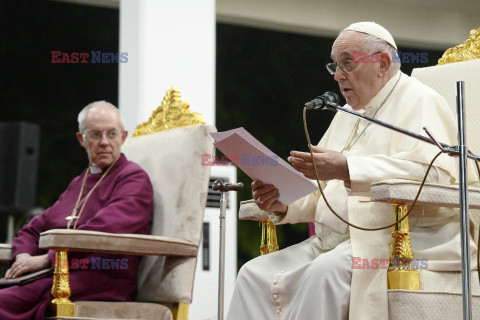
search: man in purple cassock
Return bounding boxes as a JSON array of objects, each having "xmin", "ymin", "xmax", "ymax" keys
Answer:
[{"xmin": 0, "ymin": 101, "xmax": 154, "ymax": 319}]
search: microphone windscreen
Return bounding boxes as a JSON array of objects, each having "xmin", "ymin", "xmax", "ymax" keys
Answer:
[
  {"xmin": 323, "ymin": 92, "xmax": 339, "ymax": 105},
  {"xmin": 304, "ymin": 97, "xmax": 322, "ymax": 109}
]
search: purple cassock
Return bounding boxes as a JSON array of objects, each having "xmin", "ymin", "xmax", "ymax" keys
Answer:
[{"xmin": 0, "ymin": 154, "xmax": 153, "ymax": 319}]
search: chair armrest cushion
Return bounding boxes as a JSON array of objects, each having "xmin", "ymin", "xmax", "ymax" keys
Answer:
[
  {"xmin": 0, "ymin": 244, "xmax": 12, "ymax": 263},
  {"xmin": 239, "ymin": 200, "xmax": 270, "ymax": 221},
  {"xmin": 38, "ymin": 229, "xmax": 198, "ymax": 257},
  {"xmin": 371, "ymin": 179, "xmax": 480, "ymax": 208}
]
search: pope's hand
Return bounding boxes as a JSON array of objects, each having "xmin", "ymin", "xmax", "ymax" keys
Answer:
[
  {"xmin": 5, "ymin": 253, "xmax": 51, "ymax": 279},
  {"xmin": 252, "ymin": 180, "xmax": 288, "ymax": 214},
  {"xmin": 288, "ymin": 146, "xmax": 350, "ymax": 182}
]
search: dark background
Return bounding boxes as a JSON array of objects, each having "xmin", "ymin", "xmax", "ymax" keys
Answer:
[{"xmin": 0, "ymin": 0, "xmax": 445, "ymax": 269}]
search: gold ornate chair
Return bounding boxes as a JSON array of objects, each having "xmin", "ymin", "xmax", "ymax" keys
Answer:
[
  {"xmin": 238, "ymin": 28, "xmax": 480, "ymax": 318},
  {"xmin": 33, "ymin": 87, "xmax": 215, "ymax": 320}
]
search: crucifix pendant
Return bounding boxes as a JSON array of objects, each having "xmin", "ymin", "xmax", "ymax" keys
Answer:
[
  {"xmin": 66, "ymin": 215, "xmax": 79, "ymax": 229},
  {"xmin": 66, "ymin": 208, "xmax": 79, "ymax": 222},
  {"xmin": 66, "ymin": 208, "xmax": 79, "ymax": 228}
]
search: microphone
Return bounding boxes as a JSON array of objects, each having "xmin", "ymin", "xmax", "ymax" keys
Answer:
[
  {"xmin": 304, "ymin": 92, "xmax": 340, "ymax": 110},
  {"xmin": 212, "ymin": 180, "xmax": 244, "ymax": 192}
]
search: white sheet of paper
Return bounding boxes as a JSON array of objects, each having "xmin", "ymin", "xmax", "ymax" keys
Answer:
[{"xmin": 210, "ymin": 128, "xmax": 318, "ymax": 205}]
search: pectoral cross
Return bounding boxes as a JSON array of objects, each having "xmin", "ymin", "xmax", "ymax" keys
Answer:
[{"xmin": 66, "ymin": 209, "xmax": 79, "ymax": 228}]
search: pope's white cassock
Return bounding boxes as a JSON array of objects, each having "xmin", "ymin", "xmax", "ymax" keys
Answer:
[{"xmin": 227, "ymin": 70, "xmax": 477, "ymax": 320}]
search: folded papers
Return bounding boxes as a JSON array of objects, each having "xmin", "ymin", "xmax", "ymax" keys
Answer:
[{"xmin": 211, "ymin": 127, "xmax": 317, "ymax": 205}]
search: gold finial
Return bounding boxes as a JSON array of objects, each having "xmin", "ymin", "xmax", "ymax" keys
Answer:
[
  {"xmin": 132, "ymin": 86, "xmax": 206, "ymax": 137},
  {"xmin": 260, "ymin": 220, "xmax": 279, "ymax": 255},
  {"xmin": 50, "ymin": 250, "xmax": 76, "ymax": 316},
  {"xmin": 438, "ymin": 27, "xmax": 480, "ymax": 65},
  {"xmin": 387, "ymin": 203, "xmax": 420, "ymax": 290}
]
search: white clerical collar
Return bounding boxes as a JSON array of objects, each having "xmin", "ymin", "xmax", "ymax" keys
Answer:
[
  {"xmin": 363, "ymin": 70, "xmax": 401, "ymax": 116},
  {"xmin": 89, "ymin": 165, "xmax": 103, "ymax": 174}
]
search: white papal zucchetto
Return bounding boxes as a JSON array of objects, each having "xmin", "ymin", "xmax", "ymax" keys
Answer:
[{"xmin": 343, "ymin": 21, "xmax": 397, "ymax": 50}]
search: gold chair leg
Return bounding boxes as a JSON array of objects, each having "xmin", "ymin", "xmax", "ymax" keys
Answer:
[
  {"xmin": 260, "ymin": 220, "xmax": 279, "ymax": 255},
  {"xmin": 387, "ymin": 203, "xmax": 420, "ymax": 290},
  {"xmin": 172, "ymin": 302, "xmax": 189, "ymax": 320},
  {"xmin": 50, "ymin": 249, "xmax": 76, "ymax": 317}
]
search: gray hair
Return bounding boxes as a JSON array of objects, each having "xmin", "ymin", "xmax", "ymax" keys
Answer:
[
  {"xmin": 360, "ymin": 33, "xmax": 401, "ymax": 73},
  {"xmin": 338, "ymin": 30, "xmax": 401, "ymax": 73},
  {"xmin": 77, "ymin": 101, "xmax": 126, "ymax": 133}
]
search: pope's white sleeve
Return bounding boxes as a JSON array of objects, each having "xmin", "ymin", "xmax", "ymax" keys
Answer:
[{"xmin": 347, "ymin": 154, "xmax": 452, "ymax": 193}]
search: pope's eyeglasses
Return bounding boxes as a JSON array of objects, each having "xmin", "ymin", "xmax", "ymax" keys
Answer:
[{"xmin": 326, "ymin": 51, "xmax": 382, "ymax": 75}]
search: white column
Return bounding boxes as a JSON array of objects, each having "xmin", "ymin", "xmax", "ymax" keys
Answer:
[
  {"xmin": 119, "ymin": 3, "xmax": 229, "ymax": 319},
  {"xmin": 119, "ymin": 0, "xmax": 216, "ymax": 134}
]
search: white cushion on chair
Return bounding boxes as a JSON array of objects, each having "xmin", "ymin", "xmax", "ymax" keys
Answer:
[
  {"xmin": 371, "ymin": 179, "xmax": 480, "ymax": 208},
  {"xmin": 39, "ymin": 229, "xmax": 198, "ymax": 257},
  {"xmin": 389, "ymin": 269, "xmax": 480, "ymax": 319},
  {"xmin": 0, "ymin": 243, "xmax": 11, "ymax": 263},
  {"xmin": 51, "ymin": 301, "xmax": 173, "ymax": 320},
  {"xmin": 238, "ymin": 200, "xmax": 270, "ymax": 221},
  {"xmin": 388, "ymin": 290, "xmax": 480, "ymax": 319},
  {"xmin": 74, "ymin": 301, "xmax": 173, "ymax": 320}
]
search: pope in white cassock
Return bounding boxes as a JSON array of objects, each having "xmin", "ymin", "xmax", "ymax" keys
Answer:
[{"xmin": 226, "ymin": 22, "xmax": 477, "ymax": 320}]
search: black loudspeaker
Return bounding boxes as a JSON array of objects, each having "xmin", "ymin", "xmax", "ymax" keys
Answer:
[{"xmin": 0, "ymin": 122, "xmax": 40, "ymax": 212}]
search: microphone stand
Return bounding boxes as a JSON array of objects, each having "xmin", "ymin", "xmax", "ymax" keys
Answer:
[
  {"xmin": 212, "ymin": 180, "xmax": 243, "ymax": 320},
  {"xmin": 318, "ymin": 81, "xmax": 473, "ymax": 320}
]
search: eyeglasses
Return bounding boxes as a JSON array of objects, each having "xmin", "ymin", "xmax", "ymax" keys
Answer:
[
  {"xmin": 84, "ymin": 130, "xmax": 121, "ymax": 141},
  {"xmin": 326, "ymin": 52, "xmax": 382, "ymax": 75}
]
